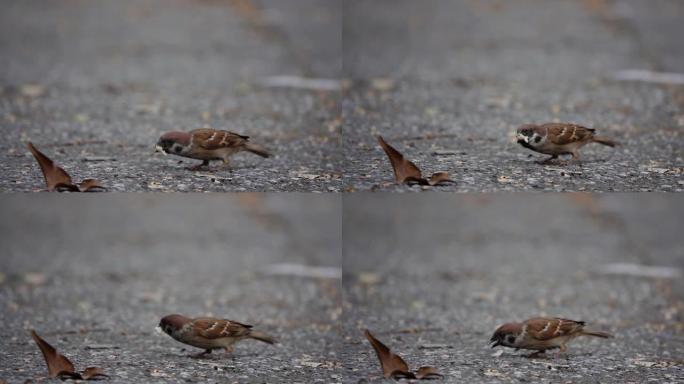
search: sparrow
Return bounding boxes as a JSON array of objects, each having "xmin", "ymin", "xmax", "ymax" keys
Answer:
[
  {"xmin": 516, "ymin": 123, "xmax": 617, "ymax": 163},
  {"xmin": 155, "ymin": 128, "xmax": 271, "ymax": 170},
  {"xmin": 158, "ymin": 314, "xmax": 276, "ymax": 357},
  {"xmin": 490, "ymin": 317, "xmax": 612, "ymax": 357}
]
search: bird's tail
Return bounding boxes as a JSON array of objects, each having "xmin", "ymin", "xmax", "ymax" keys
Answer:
[
  {"xmin": 243, "ymin": 143, "xmax": 271, "ymax": 158},
  {"xmin": 580, "ymin": 330, "xmax": 613, "ymax": 338},
  {"xmin": 592, "ymin": 136, "xmax": 617, "ymax": 147},
  {"xmin": 248, "ymin": 331, "xmax": 276, "ymax": 344}
]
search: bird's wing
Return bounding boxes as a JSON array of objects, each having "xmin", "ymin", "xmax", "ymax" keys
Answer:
[
  {"xmin": 543, "ymin": 123, "xmax": 594, "ymax": 145},
  {"xmin": 191, "ymin": 129, "xmax": 249, "ymax": 150},
  {"xmin": 193, "ymin": 318, "xmax": 253, "ymax": 339},
  {"xmin": 526, "ymin": 318, "xmax": 584, "ymax": 340}
]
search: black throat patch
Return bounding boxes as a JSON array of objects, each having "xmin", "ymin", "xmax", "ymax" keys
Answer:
[{"xmin": 517, "ymin": 139, "xmax": 535, "ymax": 150}]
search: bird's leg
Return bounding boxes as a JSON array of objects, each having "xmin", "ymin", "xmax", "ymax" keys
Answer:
[
  {"xmin": 224, "ymin": 345, "xmax": 235, "ymax": 358},
  {"xmin": 221, "ymin": 158, "xmax": 232, "ymax": 170},
  {"xmin": 188, "ymin": 160, "xmax": 210, "ymax": 171},
  {"xmin": 569, "ymin": 151, "xmax": 582, "ymax": 165},
  {"xmin": 538, "ymin": 155, "xmax": 558, "ymax": 164}
]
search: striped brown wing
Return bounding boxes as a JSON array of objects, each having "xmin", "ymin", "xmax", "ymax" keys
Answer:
[
  {"xmin": 526, "ymin": 317, "xmax": 585, "ymax": 341},
  {"xmin": 193, "ymin": 318, "xmax": 253, "ymax": 339},
  {"xmin": 191, "ymin": 129, "xmax": 249, "ymax": 150},
  {"xmin": 542, "ymin": 123, "xmax": 595, "ymax": 145}
]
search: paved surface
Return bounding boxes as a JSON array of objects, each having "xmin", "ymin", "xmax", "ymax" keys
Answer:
[
  {"xmin": 343, "ymin": 0, "xmax": 684, "ymax": 192},
  {"xmin": 342, "ymin": 194, "xmax": 684, "ymax": 383},
  {"xmin": 0, "ymin": 0, "xmax": 342, "ymax": 192},
  {"xmin": 0, "ymin": 195, "xmax": 343, "ymax": 383}
]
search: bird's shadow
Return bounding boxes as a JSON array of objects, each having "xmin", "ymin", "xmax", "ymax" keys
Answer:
[
  {"xmin": 171, "ymin": 350, "xmax": 262, "ymax": 360},
  {"xmin": 518, "ymin": 351, "xmax": 595, "ymax": 360},
  {"xmin": 513, "ymin": 153, "xmax": 613, "ymax": 166}
]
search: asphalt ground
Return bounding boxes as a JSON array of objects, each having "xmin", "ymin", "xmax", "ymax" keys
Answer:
[
  {"xmin": 0, "ymin": 194, "xmax": 343, "ymax": 383},
  {"xmin": 2, "ymin": 0, "xmax": 683, "ymax": 192},
  {"xmin": 0, "ymin": 0, "xmax": 342, "ymax": 192},
  {"xmin": 342, "ymin": 194, "xmax": 684, "ymax": 383},
  {"xmin": 342, "ymin": 0, "xmax": 684, "ymax": 192},
  {"xmin": 1, "ymin": 1, "xmax": 683, "ymax": 383}
]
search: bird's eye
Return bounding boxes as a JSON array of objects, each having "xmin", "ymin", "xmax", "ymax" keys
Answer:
[
  {"xmin": 507, "ymin": 335, "xmax": 515, "ymax": 343},
  {"xmin": 174, "ymin": 145, "xmax": 182, "ymax": 153},
  {"xmin": 534, "ymin": 136, "xmax": 542, "ymax": 143}
]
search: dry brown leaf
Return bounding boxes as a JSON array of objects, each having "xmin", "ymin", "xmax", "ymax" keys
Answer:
[
  {"xmin": 427, "ymin": 171, "xmax": 454, "ymax": 186},
  {"xmin": 377, "ymin": 136, "xmax": 423, "ymax": 184},
  {"xmin": 31, "ymin": 330, "xmax": 76, "ymax": 378},
  {"xmin": 415, "ymin": 366, "xmax": 444, "ymax": 380},
  {"xmin": 364, "ymin": 329, "xmax": 443, "ymax": 380},
  {"xmin": 27, "ymin": 142, "xmax": 76, "ymax": 191},
  {"xmin": 364, "ymin": 329, "xmax": 411, "ymax": 378},
  {"xmin": 27, "ymin": 142, "xmax": 105, "ymax": 192},
  {"xmin": 377, "ymin": 136, "xmax": 454, "ymax": 186},
  {"xmin": 31, "ymin": 330, "xmax": 108, "ymax": 380},
  {"xmin": 79, "ymin": 179, "xmax": 106, "ymax": 192},
  {"xmin": 82, "ymin": 367, "xmax": 109, "ymax": 380}
]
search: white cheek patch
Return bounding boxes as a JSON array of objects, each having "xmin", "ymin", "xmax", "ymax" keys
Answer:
[
  {"xmin": 155, "ymin": 145, "xmax": 168, "ymax": 155},
  {"xmin": 155, "ymin": 326, "xmax": 164, "ymax": 334}
]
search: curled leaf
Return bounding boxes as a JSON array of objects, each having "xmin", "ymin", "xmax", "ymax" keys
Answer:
[
  {"xmin": 427, "ymin": 172, "xmax": 454, "ymax": 186},
  {"xmin": 82, "ymin": 367, "xmax": 109, "ymax": 380},
  {"xmin": 377, "ymin": 136, "xmax": 454, "ymax": 186},
  {"xmin": 27, "ymin": 142, "xmax": 76, "ymax": 191},
  {"xmin": 31, "ymin": 330, "xmax": 108, "ymax": 380},
  {"xmin": 30, "ymin": 330, "xmax": 76, "ymax": 378},
  {"xmin": 364, "ymin": 329, "xmax": 411, "ymax": 378},
  {"xmin": 79, "ymin": 179, "xmax": 106, "ymax": 192},
  {"xmin": 415, "ymin": 366, "xmax": 444, "ymax": 380},
  {"xmin": 27, "ymin": 142, "xmax": 106, "ymax": 192},
  {"xmin": 377, "ymin": 136, "xmax": 423, "ymax": 184},
  {"xmin": 364, "ymin": 329, "xmax": 444, "ymax": 380}
]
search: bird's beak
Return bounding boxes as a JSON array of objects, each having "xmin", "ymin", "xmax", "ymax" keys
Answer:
[
  {"xmin": 490, "ymin": 340, "xmax": 500, "ymax": 348},
  {"xmin": 155, "ymin": 326, "xmax": 163, "ymax": 334},
  {"xmin": 155, "ymin": 144, "xmax": 167, "ymax": 155}
]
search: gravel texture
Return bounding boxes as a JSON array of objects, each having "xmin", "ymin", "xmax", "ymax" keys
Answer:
[
  {"xmin": 0, "ymin": 195, "xmax": 343, "ymax": 383},
  {"xmin": 1, "ymin": 1, "xmax": 684, "ymax": 383},
  {"xmin": 342, "ymin": 0, "xmax": 684, "ymax": 192},
  {"xmin": 0, "ymin": 0, "xmax": 342, "ymax": 192},
  {"xmin": 342, "ymin": 194, "xmax": 684, "ymax": 383},
  {"xmin": 2, "ymin": 0, "xmax": 683, "ymax": 192}
]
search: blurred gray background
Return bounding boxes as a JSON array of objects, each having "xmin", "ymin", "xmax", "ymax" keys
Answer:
[
  {"xmin": 342, "ymin": 194, "xmax": 684, "ymax": 383},
  {"xmin": 0, "ymin": 194, "xmax": 343, "ymax": 383},
  {"xmin": 0, "ymin": 0, "xmax": 342, "ymax": 192},
  {"xmin": 343, "ymin": 0, "xmax": 684, "ymax": 192}
]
